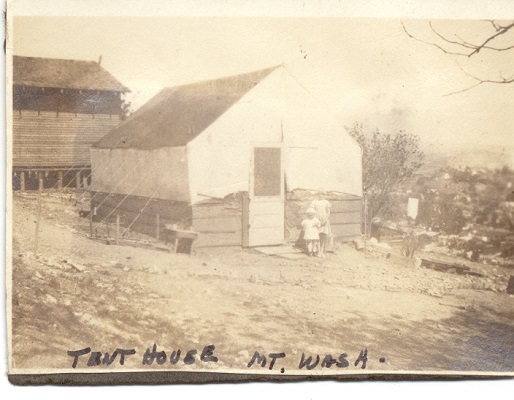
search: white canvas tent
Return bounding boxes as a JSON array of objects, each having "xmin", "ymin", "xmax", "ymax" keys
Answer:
[{"xmin": 91, "ymin": 65, "xmax": 362, "ymax": 247}]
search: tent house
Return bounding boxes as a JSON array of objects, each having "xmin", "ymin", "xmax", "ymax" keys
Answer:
[{"xmin": 91, "ymin": 65, "xmax": 363, "ymax": 247}]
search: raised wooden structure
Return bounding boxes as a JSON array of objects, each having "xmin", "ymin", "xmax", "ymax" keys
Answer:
[{"xmin": 12, "ymin": 56, "xmax": 128, "ymax": 190}]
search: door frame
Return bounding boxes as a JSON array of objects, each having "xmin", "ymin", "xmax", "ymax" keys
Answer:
[{"xmin": 245, "ymin": 142, "xmax": 285, "ymax": 247}]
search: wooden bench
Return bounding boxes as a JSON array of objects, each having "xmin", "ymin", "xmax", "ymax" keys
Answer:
[{"xmin": 163, "ymin": 225, "xmax": 199, "ymax": 254}]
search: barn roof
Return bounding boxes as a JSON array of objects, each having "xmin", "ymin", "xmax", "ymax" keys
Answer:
[
  {"xmin": 13, "ymin": 55, "xmax": 129, "ymax": 92},
  {"xmin": 93, "ymin": 65, "xmax": 280, "ymax": 149}
]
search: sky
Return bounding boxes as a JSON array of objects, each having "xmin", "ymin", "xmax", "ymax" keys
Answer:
[{"xmin": 11, "ymin": 16, "xmax": 514, "ymax": 165}]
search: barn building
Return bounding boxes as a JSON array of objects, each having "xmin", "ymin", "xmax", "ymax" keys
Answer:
[
  {"xmin": 91, "ymin": 65, "xmax": 363, "ymax": 247},
  {"xmin": 12, "ymin": 55, "xmax": 129, "ymax": 191}
]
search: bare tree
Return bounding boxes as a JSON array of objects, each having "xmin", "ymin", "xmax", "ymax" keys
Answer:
[{"xmin": 402, "ymin": 20, "xmax": 514, "ymax": 95}]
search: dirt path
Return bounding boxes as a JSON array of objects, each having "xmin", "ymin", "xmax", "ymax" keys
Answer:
[{"xmin": 9, "ymin": 192, "xmax": 514, "ymax": 373}]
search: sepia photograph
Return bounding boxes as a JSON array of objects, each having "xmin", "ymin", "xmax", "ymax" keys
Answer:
[{"xmin": 5, "ymin": 0, "xmax": 514, "ymax": 384}]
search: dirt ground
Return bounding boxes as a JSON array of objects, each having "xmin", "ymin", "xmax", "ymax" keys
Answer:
[{"xmin": 9, "ymin": 191, "xmax": 514, "ymax": 374}]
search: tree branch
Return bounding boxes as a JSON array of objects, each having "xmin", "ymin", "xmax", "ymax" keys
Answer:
[
  {"xmin": 444, "ymin": 62, "xmax": 514, "ymax": 96},
  {"xmin": 444, "ymin": 81, "xmax": 484, "ymax": 96},
  {"xmin": 403, "ymin": 20, "xmax": 514, "ymax": 94},
  {"xmin": 457, "ymin": 62, "xmax": 514, "ymax": 84},
  {"xmin": 429, "ymin": 22, "xmax": 476, "ymax": 50},
  {"xmin": 488, "ymin": 20, "xmax": 501, "ymax": 31},
  {"xmin": 454, "ymin": 33, "xmax": 514, "ymax": 52},
  {"xmin": 468, "ymin": 21, "xmax": 514, "ymax": 56},
  {"xmin": 401, "ymin": 21, "xmax": 470, "ymax": 57},
  {"xmin": 403, "ymin": 20, "xmax": 514, "ymax": 56}
]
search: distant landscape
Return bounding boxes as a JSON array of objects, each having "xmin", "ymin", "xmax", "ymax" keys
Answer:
[{"xmin": 422, "ymin": 146, "xmax": 514, "ymax": 173}]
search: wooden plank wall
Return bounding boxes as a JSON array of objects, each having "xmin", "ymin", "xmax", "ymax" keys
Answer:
[
  {"xmin": 330, "ymin": 199, "xmax": 363, "ymax": 240},
  {"xmin": 90, "ymin": 191, "xmax": 361, "ymax": 247},
  {"xmin": 91, "ymin": 192, "xmax": 192, "ymax": 238},
  {"xmin": 13, "ymin": 111, "xmax": 120, "ymax": 167},
  {"xmin": 91, "ymin": 191, "xmax": 243, "ymax": 247},
  {"xmin": 14, "ymin": 87, "xmax": 122, "ymax": 115},
  {"xmin": 192, "ymin": 194, "xmax": 244, "ymax": 247},
  {"xmin": 286, "ymin": 197, "xmax": 363, "ymax": 243}
]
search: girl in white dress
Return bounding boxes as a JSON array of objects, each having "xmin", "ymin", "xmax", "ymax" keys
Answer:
[
  {"xmin": 311, "ymin": 193, "xmax": 332, "ymax": 258},
  {"xmin": 302, "ymin": 208, "xmax": 321, "ymax": 256}
]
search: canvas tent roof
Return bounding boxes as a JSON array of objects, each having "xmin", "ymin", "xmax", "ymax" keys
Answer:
[
  {"xmin": 13, "ymin": 55, "xmax": 129, "ymax": 92},
  {"xmin": 91, "ymin": 64, "xmax": 363, "ymax": 203},
  {"xmin": 93, "ymin": 65, "xmax": 280, "ymax": 149}
]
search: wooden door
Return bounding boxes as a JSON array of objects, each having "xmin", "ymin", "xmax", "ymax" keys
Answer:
[{"xmin": 248, "ymin": 145, "xmax": 284, "ymax": 246}]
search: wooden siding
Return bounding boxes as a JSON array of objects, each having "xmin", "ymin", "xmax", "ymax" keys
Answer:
[
  {"xmin": 91, "ymin": 192, "xmax": 191, "ymax": 238},
  {"xmin": 192, "ymin": 195, "xmax": 244, "ymax": 247},
  {"xmin": 13, "ymin": 86, "xmax": 123, "ymax": 114},
  {"xmin": 91, "ymin": 191, "xmax": 244, "ymax": 248},
  {"xmin": 330, "ymin": 199, "xmax": 363, "ymax": 240},
  {"xmin": 90, "ymin": 191, "xmax": 361, "ymax": 248},
  {"xmin": 13, "ymin": 110, "xmax": 121, "ymax": 168}
]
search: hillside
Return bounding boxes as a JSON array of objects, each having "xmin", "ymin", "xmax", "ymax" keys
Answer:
[{"xmin": 422, "ymin": 146, "xmax": 514, "ymax": 173}]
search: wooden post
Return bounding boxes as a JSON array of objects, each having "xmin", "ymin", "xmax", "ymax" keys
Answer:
[
  {"xmin": 156, "ymin": 214, "xmax": 160, "ymax": 241},
  {"xmin": 57, "ymin": 171, "xmax": 63, "ymax": 190},
  {"xmin": 242, "ymin": 192, "xmax": 250, "ymax": 247},
  {"xmin": 363, "ymin": 194, "xmax": 368, "ymax": 258},
  {"xmin": 20, "ymin": 171, "xmax": 25, "ymax": 191},
  {"xmin": 89, "ymin": 208, "xmax": 94, "ymax": 237},
  {"xmin": 115, "ymin": 214, "xmax": 120, "ymax": 245},
  {"xmin": 363, "ymin": 194, "xmax": 368, "ymax": 237},
  {"xmin": 38, "ymin": 171, "xmax": 44, "ymax": 191},
  {"xmin": 507, "ymin": 276, "xmax": 514, "ymax": 294},
  {"xmin": 34, "ymin": 172, "xmax": 43, "ymax": 254},
  {"xmin": 75, "ymin": 171, "xmax": 81, "ymax": 189},
  {"xmin": 83, "ymin": 176, "xmax": 88, "ymax": 189}
]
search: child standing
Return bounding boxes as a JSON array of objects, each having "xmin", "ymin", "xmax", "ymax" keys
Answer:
[
  {"xmin": 302, "ymin": 208, "xmax": 321, "ymax": 256},
  {"xmin": 311, "ymin": 192, "xmax": 332, "ymax": 258}
]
